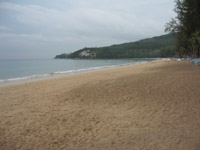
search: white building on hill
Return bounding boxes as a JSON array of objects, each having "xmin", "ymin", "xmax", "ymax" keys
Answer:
[{"xmin": 79, "ymin": 50, "xmax": 90, "ymax": 57}]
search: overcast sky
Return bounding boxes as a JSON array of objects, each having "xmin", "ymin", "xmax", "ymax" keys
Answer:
[{"xmin": 0, "ymin": 0, "xmax": 175, "ymax": 59}]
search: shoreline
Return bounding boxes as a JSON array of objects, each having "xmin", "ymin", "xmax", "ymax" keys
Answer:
[
  {"xmin": 1, "ymin": 60, "xmax": 199, "ymax": 150},
  {"xmin": 0, "ymin": 58, "xmax": 160, "ymax": 87}
]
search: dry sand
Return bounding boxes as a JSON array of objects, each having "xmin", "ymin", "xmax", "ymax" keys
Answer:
[{"xmin": 0, "ymin": 60, "xmax": 200, "ymax": 150}]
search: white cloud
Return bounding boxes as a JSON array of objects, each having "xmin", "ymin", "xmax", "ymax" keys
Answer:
[
  {"xmin": 0, "ymin": 1, "xmax": 174, "ymax": 40},
  {"xmin": 0, "ymin": 1, "xmax": 175, "ymax": 58},
  {"xmin": 0, "ymin": 25, "xmax": 9, "ymax": 31}
]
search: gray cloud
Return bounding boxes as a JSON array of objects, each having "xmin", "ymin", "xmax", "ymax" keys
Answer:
[{"xmin": 0, "ymin": 1, "xmax": 175, "ymax": 59}]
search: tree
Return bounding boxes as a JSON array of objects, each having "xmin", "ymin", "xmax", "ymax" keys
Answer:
[
  {"xmin": 190, "ymin": 30, "xmax": 200, "ymax": 57},
  {"xmin": 165, "ymin": 0, "xmax": 200, "ymax": 57}
]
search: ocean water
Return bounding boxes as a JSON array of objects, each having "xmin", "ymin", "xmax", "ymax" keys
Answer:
[{"xmin": 0, "ymin": 58, "xmax": 156, "ymax": 84}]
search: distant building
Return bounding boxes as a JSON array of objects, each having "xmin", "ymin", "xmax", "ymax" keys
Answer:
[
  {"xmin": 79, "ymin": 50, "xmax": 90, "ymax": 57},
  {"xmin": 79, "ymin": 50, "xmax": 96, "ymax": 58}
]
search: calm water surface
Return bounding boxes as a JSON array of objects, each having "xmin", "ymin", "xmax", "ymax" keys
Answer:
[{"xmin": 0, "ymin": 59, "xmax": 156, "ymax": 83}]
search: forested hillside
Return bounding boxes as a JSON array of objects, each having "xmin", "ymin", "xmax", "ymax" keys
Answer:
[{"xmin": 55, "ymin": 34, "xmax": 175, "ymax": 59}]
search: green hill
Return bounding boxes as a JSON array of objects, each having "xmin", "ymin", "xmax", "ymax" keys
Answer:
[{"xmin": 55, "ymin": 34, "xmax": 176, "ymax": 59}]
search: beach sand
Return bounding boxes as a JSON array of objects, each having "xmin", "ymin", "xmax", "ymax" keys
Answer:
[{"xmin": 0, "ymin": 60, "xmax": 200, "ymax": 150}]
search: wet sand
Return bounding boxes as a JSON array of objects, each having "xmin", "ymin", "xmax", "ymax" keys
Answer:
[{"xmin": 0, "ymin": 60, "xmax": 200, "ymax": 150}]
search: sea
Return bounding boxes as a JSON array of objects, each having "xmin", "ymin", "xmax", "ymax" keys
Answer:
[{"xmin": 0, "ymin": 58, "xmax": 157, "ymax": 84}]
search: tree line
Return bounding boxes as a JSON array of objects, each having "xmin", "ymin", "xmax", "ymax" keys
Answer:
[
  {"xmin": 165, "ymin": 0, "xmax": 200, "ymax": 58},
  {"xmin": 55, "ymin": 34, "xmax": 176, "ymax": 59}
]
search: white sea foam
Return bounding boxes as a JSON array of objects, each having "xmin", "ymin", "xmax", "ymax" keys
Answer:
[
  {"xmin": 0, "ymin": 64, "xmax": 123, "ymax": 84},
  {"xmin": 0, "ymin": 59, "xmax": 153, "ymax": 85},
  {"xmin": 0, "ymin": 74, "xmax": 50, "ymax": 84}
]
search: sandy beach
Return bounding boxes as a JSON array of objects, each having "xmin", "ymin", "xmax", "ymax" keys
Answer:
[{"xmin": 0, "ymin": 60, "xmax": 200, "ymax": 150}]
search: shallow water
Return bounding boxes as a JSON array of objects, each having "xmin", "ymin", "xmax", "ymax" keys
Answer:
[{"xmin": 0, "ymin": 58, "xmax": 156, "ymax": 84}]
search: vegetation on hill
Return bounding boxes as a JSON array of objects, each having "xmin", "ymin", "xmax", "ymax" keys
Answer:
[
  {"xmin": 165, "ymin": 0, "xmax": 200, "ymax": 57},
  {"xmin": 55, "ymin": 34, "xmax": 175, "ymax": 59}
]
